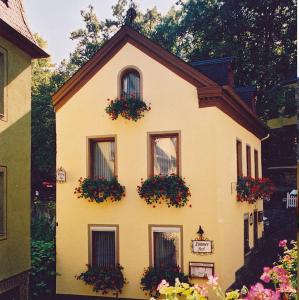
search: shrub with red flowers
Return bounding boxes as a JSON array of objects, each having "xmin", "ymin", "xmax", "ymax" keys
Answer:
[
  {"xmin": 140, "ymin": 265, "xmax": 190, "ymax": 297},
  {"xmin": 105, "ymin": 96, "xmax": 151, "ymax": 121},
  {"xmin": 74, "ymin": 177, "xmax": 125, "ymax": 203},
  {"xmin": 76, "ymin": 264, "xmax": 127, "ymax": 296},
  {"xmin": 236, "ymin": 176, "xmax": 275, "ymax": 203},
  {"xmin": 137, "ymin": 174, "xmax": 191, "ymax": 208}
]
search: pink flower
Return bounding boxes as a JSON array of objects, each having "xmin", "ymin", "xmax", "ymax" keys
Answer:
[
  {"xmin": 278, "ymin": 283, "xmax": 296, "ymax": 293},
  {"xmin": 207, "ymin": 275, "xmax": 218, "ymax": 286},
  {"xmin": 245, "ymin": 283, "xmax": 280, "ymax": 300},
  {"xmin": 194, "ymin": 285, "xmax": 208, "ymax": 297},
  {"xmin": 278, "ymin": 240, "xmax": 287, "ymax": 247}
]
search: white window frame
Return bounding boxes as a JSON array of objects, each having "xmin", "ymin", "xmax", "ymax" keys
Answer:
[
  {"xmin": 149, "ymin": 225, "xmax": 183, "ymax": 269},
  {"xmin": 0, "ymin": 166, "xmax": 7, "ymax": 240},
  {"xmin": 88, "ymin": 225, "xmax": 119, "ymax": 266}
]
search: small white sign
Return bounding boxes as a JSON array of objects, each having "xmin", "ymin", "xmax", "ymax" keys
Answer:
[
  {"xmin": 192, "ymin": 240, "xmax": 212, "ymax": 253},
  {"xmin": 189, "ymin": 262, "xmax": 214, "ymax": 278},
  {"xmin": 56, "ymin": 167, "xmax": 66, "ymax": 183}
]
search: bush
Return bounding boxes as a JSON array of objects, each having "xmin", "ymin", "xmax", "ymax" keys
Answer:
[
  {"xmin": 140, "ymin": 266, "xmax": 190, "ymax": 297},
  {"xmin": 137, "ymin": 174, "xmax": 191, "ymax": 208},
  {"xmin": 30, "ymin": 240, "xmax": 56, "ymax": 299},
  {"xmin": 76, "ymin": 264, "xmax": 127, "ymax": 296},
  {"xmin": 74, "ymin": 177, "xmax": 125, "ymax": 203}
]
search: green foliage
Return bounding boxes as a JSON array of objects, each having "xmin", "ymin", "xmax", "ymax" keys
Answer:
[
  {"xmin": 30, "ymin": 200, "xmax": 56, "ymax": 299},
  {"xmin": 31, "ymin": 200, "xmax": 55, "ymax": 241},
  {"xmin": 76, "ymin": 264, "xmax": 127, "ymax": 296},
  {"xmin": 137, "ymin": 174, "xmax": 191, "ymax": 208},
  {"xmin": 31, "ymin": 34, "xmax": 56, "ymax": 188},
  {"xmin": 30, "ymin": 240, "xmax": 56, "ymax": 299},
  {"xmin": 105, "ymin": 96, "xmax": 151, "ymax": 121},
  {"xmin": 75, "ymin": 177, "xmax": 125, "ymax": 203},
  {"xmin": 140, "ymin": 266, "xmax": 190, "ymax": 297}
]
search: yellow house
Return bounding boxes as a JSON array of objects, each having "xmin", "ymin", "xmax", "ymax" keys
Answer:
[
  {"xmin": 53, "ymin": 25, "xmax": 268, "ymax": 300},
  {"xmin": 0, "ymin": 1, "xmax": 48, "ymax": 299}
]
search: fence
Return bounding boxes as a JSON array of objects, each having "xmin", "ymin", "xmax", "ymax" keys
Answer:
[{"xmin": 286, "ymin": 193, "xmax": 297, "ymax": 209}]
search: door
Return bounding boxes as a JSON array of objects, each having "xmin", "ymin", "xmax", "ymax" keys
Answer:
[
  {"xmin": 253, "ymin": 210, "xmax": 258, "ymax": 248},
  {"xmin": 244, "ymin": 214, "xmax": 250, "ymax": 255}
]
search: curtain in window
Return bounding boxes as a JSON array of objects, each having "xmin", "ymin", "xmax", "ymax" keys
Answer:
[
  {"xmin": 0, "ymin": 172, "xmax": 4, "ymax": 235},
  {"xmin": 92, "ymin": 231, "xmax": 116, "ymax": 267},
  {"xmin": 153, "ymin": 137, "xmax": 177, "ymax": 175},
  {"xmin": 153, "ymin": 231, "xmax": 179, "ymax": 268},
  {"xmin": 121, "ymin": 70, "xmax": 140, "ymax": 98},
  {"xmin": 93, "ymin": 141, "xmax": 115, "ymax": 180}
]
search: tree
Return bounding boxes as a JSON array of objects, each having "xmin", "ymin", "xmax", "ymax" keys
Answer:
[{"xmin": 31, "ymin": 34, "xmax": 56, "ymax": 191}]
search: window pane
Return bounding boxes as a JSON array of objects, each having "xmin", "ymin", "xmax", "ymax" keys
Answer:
[
  {"xmin": 0, "ymin": 171, "xmax": 5, "ymax": 235},
  {"xmin": 92, "ymin": 231, "xmax": 115, "ymax": 267},
  {"xmin": 236, "ymin": 140, "xmax": 242, "ymax": 177},
  {"xmin": 0, "ymin": 53, "xmax": 4, "ymax": 115},
  {"xmin": 121, "ymin": 70, "xmax": 140, "ymax": 98},
  {"xmin": 254, "ymin": 150, "xmax": 259, "ymax": 179},
  {"xmin": 92, "ymin": 140, "xmax": 115, "ymax": 180},
  {"xmin": 153, "ymin": 137, "xmax": 177, "ymax": 176},
  {"xmin": 153, "ymin": 231, "xmax": 180, "ymax": 268},
  {"xmin": 246, "ymin": 146, "xmax": 251, "ymax": 177}
]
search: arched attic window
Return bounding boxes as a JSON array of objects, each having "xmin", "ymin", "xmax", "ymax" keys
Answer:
[{"xmin": 120, "ymin": 68, "xmax": 141, "ymax": 99}]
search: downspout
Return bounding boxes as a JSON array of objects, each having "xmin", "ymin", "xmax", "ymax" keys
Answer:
[{"xmin": 261, "ymin": 133, "xmax": 270, "ymax": 141}]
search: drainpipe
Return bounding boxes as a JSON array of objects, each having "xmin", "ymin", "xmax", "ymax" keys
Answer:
[{"xmin": 261, "ymin": 133, "xmax": 270, "ymax": 141}]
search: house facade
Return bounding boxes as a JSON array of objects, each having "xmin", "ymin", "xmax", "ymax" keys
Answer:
[
  {"xmin": 0, "ymin": 1, "xmax": 48, "ymax": 299},
  {"xmin": 54, "ymin": 26, "xmax": 268, "ymax": 299}
]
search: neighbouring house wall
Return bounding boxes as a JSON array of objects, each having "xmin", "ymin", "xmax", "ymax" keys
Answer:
[
  {"xmin": 0, "ymin": 36, "xmax": 31, "ymax": 281},
  {"xmin": 56, "ymin": 42, "xmax": 263, "ymax": 299}
]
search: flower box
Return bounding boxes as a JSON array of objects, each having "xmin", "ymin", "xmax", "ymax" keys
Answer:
[
  {"xmin": 74, "ymin": 177, "xmax": 125, "ymax": 203},
  {"xmin": 105, "ymin": 96, "xmax": 151, "ymax": 121},
  {"xmin": 76, "ymin": 264, "xmax": 127, "ymax": 296},
  {"xmin": 140, "ymin": 266, "xmax": 190, "ymax": 297},
  {"xmin": 137, "ymin": 174, "xmax": 191, "ymax": 208},
  {"xmin": 236, "ymin": 176, "xmax": 275, "ymax": 203}
]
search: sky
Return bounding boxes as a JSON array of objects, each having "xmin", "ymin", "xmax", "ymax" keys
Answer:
[{"xmin": 24, "ymin": 0, "xmax": 177, "ymax": 65}]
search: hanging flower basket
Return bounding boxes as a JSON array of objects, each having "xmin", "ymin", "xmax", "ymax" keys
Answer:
[
  {"xmin": 140, "ymin": 266, "xmax": 190, "ymax": 297},
  {"xmin": 76, "ymin": 264, "xmax": 127, "ymax": 296},
  {"xmin": 105, "ymin": 96, "xmax": 151, "ymax": 121},
  {"xmin": 236, "ymin": 176, "xmax": 275, "ymax": 203},
  {"xmin": 74, "ymin": 177, "xmax": 125, "ymax": 203},
  {"xmin": 137, "ymin": 174, "xmax": 191, "ymax": 208}
]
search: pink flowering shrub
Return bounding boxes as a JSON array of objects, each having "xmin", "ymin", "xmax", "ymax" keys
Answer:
[{"xmin": 152, "ymin": 240, "xmax": 297, "ymax": 300}]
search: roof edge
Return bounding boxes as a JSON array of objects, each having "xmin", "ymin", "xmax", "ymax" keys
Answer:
[
  {"xmin": 52, "ymin": 25, "xmax": 218, "ymax": 111},
  {"xmin": 198, "ymin": 85, "xmax": 268, "ymax": 139},
  {"xmin": 0, "ymin": 20, "xmax": 49, "ymax": 58}
]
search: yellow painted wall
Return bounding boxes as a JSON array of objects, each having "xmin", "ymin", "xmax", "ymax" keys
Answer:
[
  {"xmin": 0, "ymin": 37, "xmax": 32, "ymax": 280},
  {"xmin": 56, "ymin": 42, "xmax": 263, "ymax": 299}
]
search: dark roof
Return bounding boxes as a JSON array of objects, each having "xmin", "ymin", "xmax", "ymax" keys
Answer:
[
  {"xmin": 190, "ymin": 57, "xmax": 234, "ymax": 86},
  {"xmin": 235, "ymin": 86, "xmax": 256, "ymax": 108},
  {"xmin": 0, "ymin": 0, "xmax": 48, "ymax": 58}
]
